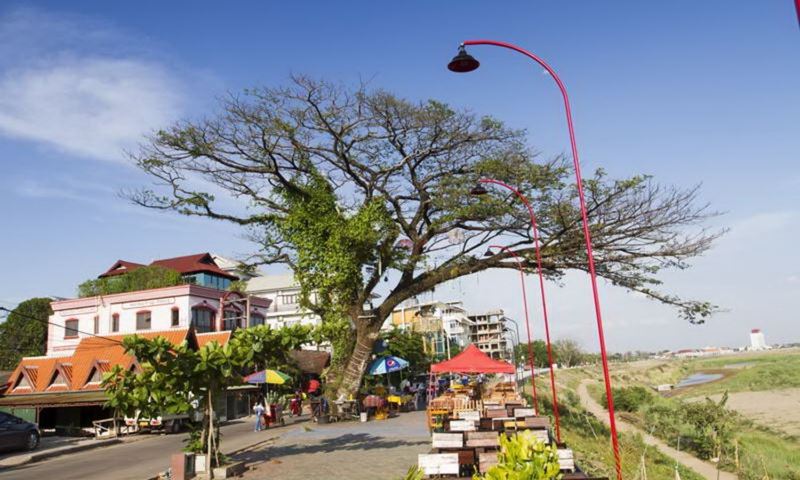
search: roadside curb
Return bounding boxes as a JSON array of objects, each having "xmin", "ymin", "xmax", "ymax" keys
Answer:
[{"xmin": 0, "ymin": 438, "xmax": 123, "ymax": 470}]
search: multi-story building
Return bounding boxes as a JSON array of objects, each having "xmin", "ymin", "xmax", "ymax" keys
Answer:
[
  {"xmin": 0, "ymin": 253, "xmax": 272, "ymax": 430},
  {"xmin": 468, "ymin": 309, "xmax": 513, "ymax": 360},
  {"xmin": 245, "ymin": 273, "xmax": 322, "ymax": 329},
  {"xmin": 388, "ymin": 300, "xmax": 474, "ymax": 357}
]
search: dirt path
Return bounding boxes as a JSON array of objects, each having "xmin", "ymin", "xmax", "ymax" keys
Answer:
[{"xmin": 576, "ymin": 380, "xmax": 737, "ymax": 480}]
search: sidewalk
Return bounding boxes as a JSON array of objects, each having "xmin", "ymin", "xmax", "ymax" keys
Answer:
[{"xmin": 236, "ymin": 411, "xmax": 431, "ymax": 480}]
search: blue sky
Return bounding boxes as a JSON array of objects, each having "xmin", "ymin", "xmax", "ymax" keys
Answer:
[{"xmin": 0, "ymin": 2, "xmax": 797, "ymax": 352}]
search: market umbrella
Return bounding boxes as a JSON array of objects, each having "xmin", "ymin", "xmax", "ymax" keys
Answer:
[
  {"xmin": 244, "ymin": 369, "xmax": 291, "ymax": 385},
  {"xmin": 368, "ymin": 356, "xmax": 409, "ymax": 375}
]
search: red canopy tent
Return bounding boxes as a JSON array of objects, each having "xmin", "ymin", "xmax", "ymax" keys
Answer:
[{"xmin": 430, "ymin": 344, "xmax": 515, "ymax": 374}]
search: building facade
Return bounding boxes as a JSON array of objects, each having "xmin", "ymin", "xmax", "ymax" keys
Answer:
[
  {"xmin": 388, "ymin": 300, "xmax": 474, "ymax": 357},
  {"xmin": 468, "ymin": 309, "xmax": 513, "ymax": 360},
  {"xmin": 0, "ymin": 253, "xmax": 272, "ymax": 431}
]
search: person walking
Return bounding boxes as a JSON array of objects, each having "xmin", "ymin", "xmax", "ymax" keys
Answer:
[{"xmin": 253, "ymin": 401, "xmax": 265, "ymax": 432}]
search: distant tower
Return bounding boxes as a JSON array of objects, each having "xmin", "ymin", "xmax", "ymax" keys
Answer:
[{"xmin": 749, "ymin": 329, "xmax": 767, "ymax": 350}]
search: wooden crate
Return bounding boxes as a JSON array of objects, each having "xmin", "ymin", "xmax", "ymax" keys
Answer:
[
  {"xmin": 513, "ymin": 407, "xmax": 536, "ymax": 418},
  {"xmin": 478, "ymin": 451, "xmax": 498, "ymax": 473},
  {"xmin": 558, "ymin": 448, "xmax": 575, "ymax": 472},
  {"xmin": 449, "ymin": 420, "xmax": 476, "ymax": 432},
  {"xmin": 522, "ymin": 416, "xmax": 550, "ymax": 429},
  {"xmin": 466, "ymin": 431, "xmax": 499, "ymax": 448},
  {"xmin": 485, "ymin": 408, "xmax": 508, "ymax": 419},
  {"xmin": 478, "ymin": 417, "xmax": 493, "ymax": 431},
  {"xmin": 432, "ymin": 432, "xmax": 463, "ymax": 448},
  {"xmin": 458, "ymin": 410, "xmax": 481, "ymax": 422},
  {"xmin": 418, "ymin": 453, "xmax": 459, "ymax": 476}
]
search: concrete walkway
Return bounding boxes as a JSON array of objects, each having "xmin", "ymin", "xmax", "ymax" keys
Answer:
[
  {"xmin": 237, "ymin": 410, "xmax": 431, "ymax": 480},
  {"xmin": 577, "ymin": 380, "xmax": 737, "ymax": 480}
]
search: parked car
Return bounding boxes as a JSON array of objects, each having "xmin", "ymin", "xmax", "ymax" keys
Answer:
[{"xmin": 0, "ymin": 412, "xmax": 39, "ymax": 452}]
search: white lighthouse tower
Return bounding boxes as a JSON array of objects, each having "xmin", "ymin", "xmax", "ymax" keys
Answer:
[{"xmin": 749, "ymin": 329, "xmax": 767, "ymax": 351}]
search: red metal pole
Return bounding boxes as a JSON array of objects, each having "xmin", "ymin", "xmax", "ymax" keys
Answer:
[
  {"xmin": 489, "ymin": 244, "xmax": 538, "ymax": 413},
  {"xmin": 480, "ymin": 178, "xmax": 561, "ymax": 442},
  {"xmin": 462, "ymin": 39, "xmax": 622, "ymax": 479}
]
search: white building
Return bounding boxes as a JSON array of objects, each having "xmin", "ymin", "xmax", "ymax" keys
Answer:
[
  {"xmin": 388, "ymin": 300, "xmax": 474, "ymax": 356},
  {"xmin": 749, "ymin": 328, "xmax": 768, "ymax": 350},
  {"xmin": 468, "ymin": 309, "xmax": 513, "ymax": 360},
  {"xmin": 244, "ymin": 273, "xmax": 322, "ymax": 329}
]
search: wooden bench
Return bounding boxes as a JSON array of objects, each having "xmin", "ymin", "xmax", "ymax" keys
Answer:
[
  {"xmin": 466, "ymin": 431, "xmax": 500, "ymax": 448},
  {"xmin": 418, "ymin": 453, "xmax": 459, "ymax": 476},
  {"xmin": 432, "ymin": 432, "xmax": 463, "ymax": 449}
]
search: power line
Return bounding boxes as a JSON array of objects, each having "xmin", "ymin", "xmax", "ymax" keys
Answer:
[{"xmin": 0, "ymin": 306, "xmax": 124, "ymax": 346}]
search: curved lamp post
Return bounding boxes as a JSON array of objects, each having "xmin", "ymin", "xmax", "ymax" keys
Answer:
[
  {"xmin": 473, "ymin": 178, "xmax": 561, "ymax": 442},
  {"xmin": 485, "ymin": 245, "xmax": 538, "ymax": 412},
  {"xmin": 451, "ymin": 40, "xmax": 621, "ymax": 477}
]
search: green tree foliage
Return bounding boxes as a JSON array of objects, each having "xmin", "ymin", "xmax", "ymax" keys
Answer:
[
  {"xmin": 129, "ymin": 76, "xmax": 721, "ymax": 397},
  {"xmin": 0, "ymin": 298, "xmax": 52, "ymax": 370},
  {"xmin": 552, "ymin": 339, "xmax": 585, "ymax": 367},
  {"xmin": 515, "ymin": 340, "xmax": 550, "ymax": 368},
  {"xmin": 601, "ymin": 386, "xmax": 653, "ymax": 413},
  {"xmin": 474, "ymin": 430, "xmax": 562, "ymax": 480},
  {"xmin": 102, "ymin": 324, "xmax": 311, "ymax": 466},
  {"xmin": 380, "ymin": 328, "xmax": 431, "ymax": 376},
  {"xmin": 643, "ymin": 393, "xmax": 735, "ymax": 461},
  {"xmin": 78, "ymin": 265, "xmax": 186, "ymax": 297}
]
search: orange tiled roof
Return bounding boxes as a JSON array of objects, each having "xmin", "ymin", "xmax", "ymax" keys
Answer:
[
  {"xmin": 7, "ymin": 329, "xmax": 194, "ymax": 394},
  {"xmin": 196, "ymin": 331, "xmax": 232, "ymax": 348}
]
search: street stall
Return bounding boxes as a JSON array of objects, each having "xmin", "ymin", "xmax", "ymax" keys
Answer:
[
  {"xmin": 243, "ymin": 368, "xmax": 291, "ymax": 427},
  {"xmin": 364, "ymin": 355, "xmax": 414, "ymax": 417},
  {"xmin": 418, "ymin": 344, "xmax": 580, "ymax": 477}
]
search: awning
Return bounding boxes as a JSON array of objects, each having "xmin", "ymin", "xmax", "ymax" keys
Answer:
[
  {"xmin": 430, "ymin": 344, "xmax": 515, "ymax": 374},
  {"xmin": 0, "ymin": 390, "xmax": 108, "ymax": 408}
]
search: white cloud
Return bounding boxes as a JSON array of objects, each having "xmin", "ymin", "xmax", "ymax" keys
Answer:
[{"xmin": 0, "ymin": 8, "xmax": 184, "ymax": 162}]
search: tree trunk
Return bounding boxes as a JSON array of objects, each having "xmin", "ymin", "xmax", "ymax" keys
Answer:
[{"xmin": 331, "ymin": 317, "xmax": 382, "ymax": 399}]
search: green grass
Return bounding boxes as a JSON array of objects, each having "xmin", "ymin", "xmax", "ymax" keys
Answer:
[
  {"xmin": 528, "ymin": 379, "xmax": 706, "ymax": 480},
  {"xmin": 677, "ymin": 350, "xmax": 800, "ymax": 397}
]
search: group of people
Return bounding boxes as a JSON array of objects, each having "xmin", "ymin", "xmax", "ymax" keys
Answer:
[{"xmin": 252, "ymin": 376, "xmax": 323, "ymax": 432}]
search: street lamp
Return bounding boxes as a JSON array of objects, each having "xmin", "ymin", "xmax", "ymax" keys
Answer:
[
  {"xmin": 485, "ymin": 245, "xmax": 538, "ymax": 413},
  {"xmin": 473, "ymin": 178, "xmax": 562, "ymax": 442},
  {"xmin": 451, "ymin": 40, "xmax": 622, "ymax": 477}
]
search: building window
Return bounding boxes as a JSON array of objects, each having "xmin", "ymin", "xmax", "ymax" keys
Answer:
[
  {"xmin": 222, "ymin": 309, "xmax": 241, "ymax": 331},
  {"xmin": 249, "ymin": 313, "xmax": 265, "ymax": 327},
  {"xmin": 136, "ymin": 311, "xmax": 152, "ymax": 330},
  {"xmin": 191, "ymin": 307, "xmax": 215, "ymax": 333},
  {"xmin": 93, "ymin": 316, "xmax": 99, "ymax": 334},
  {"xmin": 111, "ymin": 313, "xmax": 120, "ymax": 333},
  {"xmin": 64, "ymin": 319, "xmax": 79, "ymax": 338},
  {"xmin": 171, "ymin": 308, "xmax": 180, "ymax": 327},
  {"xmin": 281, "ymin": 294, "xmax": 299, "ymax": 305}
]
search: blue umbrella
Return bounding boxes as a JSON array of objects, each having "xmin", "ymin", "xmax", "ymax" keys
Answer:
[{"xmin": 368, "ymin": 355, "xmax": 409, "ymax": 375}]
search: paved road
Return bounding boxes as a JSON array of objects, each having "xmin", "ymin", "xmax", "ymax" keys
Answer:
[
  {"xmin": 239, "ymin": 410, "xmax": 431, "ymax": 480},
  {"xmin": 577, "ymin": 380, "xmax": 737, "ymax": 480},
  {"xmin": 0, "ymin": 415, "xmax": 303, "ymax": 480}
]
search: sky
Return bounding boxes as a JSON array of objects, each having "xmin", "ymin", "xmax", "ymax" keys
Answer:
[{"xmin": 0, "ymin": 2, "xmax": 797, "ymax": 353}]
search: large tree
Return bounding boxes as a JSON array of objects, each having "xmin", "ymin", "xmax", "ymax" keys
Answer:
[
  {"xmin": 129, "ymin": 77, "xmax": 721, "ymax": 397},
  {"xmin": 0, "ymin": 298, "xmax": 52, "ymax": 370}
]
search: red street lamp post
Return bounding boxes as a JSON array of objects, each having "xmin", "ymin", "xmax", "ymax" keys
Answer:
[
  {"xmin": 450, "ymin": 40, "xmax": 622, "ymax": 478},
  {"xmin": 473, "ymin": 178, "xmax": 561, "ymax": 443},
  {"xmin": 484, "ymin": 245, "xmax": 538, "ymax": 413}
]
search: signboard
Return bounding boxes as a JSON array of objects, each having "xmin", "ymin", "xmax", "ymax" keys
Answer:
[
  {"xmin": 59, "ymin": 306, "xmax": 98, "ymax": 317},
  {"xmin": 122, "ymin": 298, "xmax": 176, "ymax": 310}
]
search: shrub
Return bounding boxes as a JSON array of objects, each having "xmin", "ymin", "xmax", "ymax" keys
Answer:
[
  {"xmin": 601, "ymin": 386, "xmax": 652, "ymax": 412},
  {"xmin": 474, "ymin": 430, "xmax": 562, "ymax": 480}
]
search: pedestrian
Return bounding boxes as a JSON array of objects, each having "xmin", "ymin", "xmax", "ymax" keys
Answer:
[{"xmin": 253, "ymin": 402, "xmax": 265, "ymax": 431}]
